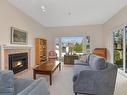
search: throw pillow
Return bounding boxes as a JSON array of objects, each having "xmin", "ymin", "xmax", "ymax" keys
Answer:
[
  {"xmin": 80, "ymin": 53, "xmax": 90, "ymax": 63},
  {"xmin": 90, "ymin": 55, "xmax": 106, "ymax": 70},
  {"xmin": 0, "ymin": 70, "xmax": 14, "ymax": 95},
  {"xmin": 80, "ymin": 55, "xmax": 87, "ymax": 62}
]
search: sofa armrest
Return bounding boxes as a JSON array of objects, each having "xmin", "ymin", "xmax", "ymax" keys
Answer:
[
  {"xmin": 92, "ymin": 64, "xmax": 118, "ymax": 85},
  {"xmin": 74, "ymin": 60, "xmax": 88, "ymax": 65},
  {"xmin": 94, "ymin": 64, "xmax": 117, "ymax": 95},
  {"xmin": 17, "ymin": 78, "xmax": 50, "ymax": 95},
  {"xmin": 74, "ymin": 64, "xmax": 117, "ymax": 95},
  {"xmin": 76, "ymin": 64, "xmax": 117, "ymax": 85},
  {"xmin": 73, "ymin": 70, "xmax": 96, "ymax": 94},
  {"xmin": 0, "ymin": 70, "xmax": 15, "ymax": 95}
]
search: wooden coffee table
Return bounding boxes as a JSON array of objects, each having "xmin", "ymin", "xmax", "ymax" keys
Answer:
[{"xmin": 33, "ymin": 61, "xmax": 61, "ymax": 85}]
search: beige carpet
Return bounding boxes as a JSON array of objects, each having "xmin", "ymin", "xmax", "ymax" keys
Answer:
[{"xmin": 15, "ymin": 65, "xmax": 127, "ymax": 95}]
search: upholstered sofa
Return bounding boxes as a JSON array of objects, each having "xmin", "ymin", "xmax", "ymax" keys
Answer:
[
  {"xmin": 73, "ymin": 54, "xmax": 117, "ymax": 95},
  {"xmin": 0, "ymin": 70, "xmax": 50, "ymax": 95}
]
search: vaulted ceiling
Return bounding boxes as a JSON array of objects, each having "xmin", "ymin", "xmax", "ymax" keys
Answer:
[{"xmin": 8, "ymin": 0, "xmax": 127, "ymax": 27}]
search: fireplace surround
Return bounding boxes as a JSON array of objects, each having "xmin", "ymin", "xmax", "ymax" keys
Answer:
[{"xmin": 9, "ymin": 53, "xmax": 28, "ymax": 74}]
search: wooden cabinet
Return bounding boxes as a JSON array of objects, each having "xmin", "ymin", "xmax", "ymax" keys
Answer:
[
  {"xmin": 35, "ymin": 38, "xmax": 47, "ymax": 65},
  {"xmin": 64, "ymin": 55, "xmax": 78, "ymax": 65},
  {"xmin": 93, "ymin": 48, "xmax": 107, "ymax": 59}
]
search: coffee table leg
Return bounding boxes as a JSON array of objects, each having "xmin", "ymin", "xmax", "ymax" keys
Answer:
[
  {"xmin": 33, "ymin": 70, "xmax": 36, "ymax": 80},
  {"xmin": 49, "ymin": 73, "xmax": 52, "ymax": 85}
]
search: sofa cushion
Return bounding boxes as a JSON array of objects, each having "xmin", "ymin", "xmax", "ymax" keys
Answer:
[
  {"xmin": 0, "ymin": 70, "xmax": 14, "ymax": 95},
  {"xmin": 14, "ymin": 78, "xmax": 33, "ymax": 94},
  {"xmin": 89, "ymin": 54, "xmax": 106, "ymax": 70},
  {"xmin": 73, "ymin": 65, "xmax": 91, "ymax": 81}
]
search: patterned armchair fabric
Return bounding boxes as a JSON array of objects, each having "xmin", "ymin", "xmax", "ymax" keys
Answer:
[{"xmin": 48, "ymin": 51, "xmax": 57, "ymax": 61}]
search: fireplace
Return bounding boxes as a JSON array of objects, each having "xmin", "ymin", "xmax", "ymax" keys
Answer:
[{"xmin": 9, "ymin": 53, "xmax": 28, "ymax": 74}]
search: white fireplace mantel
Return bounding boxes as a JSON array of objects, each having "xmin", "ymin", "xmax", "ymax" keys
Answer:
[
  {"xmin": 1, "ymin": 44, "xmax": 33, "ymax": 49},
  {"xmin": 0, "ymin": 44, "xmax": 33, "ymax": 70}
]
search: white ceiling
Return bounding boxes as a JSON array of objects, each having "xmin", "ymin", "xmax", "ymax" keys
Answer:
[{"xmin": 8, "ymin": 0, "xmax": 127, "ymax": 27}]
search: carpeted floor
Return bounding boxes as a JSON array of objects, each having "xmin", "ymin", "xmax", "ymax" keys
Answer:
[{"xmin": 15, "ymin": 65, "xmax": 127, "ymax": 95}]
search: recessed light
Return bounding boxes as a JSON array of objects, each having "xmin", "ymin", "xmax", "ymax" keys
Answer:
[
  {"xmin": 42, "ymin": 9, "xmax": 46, "ymax": 12},
  {"xmin": 41, "ymin": 6, "xmax": 45, "ymax": 10},
  {"xmin": 41, "ymin": 6, "xmax": 46, "ymax": 13}
]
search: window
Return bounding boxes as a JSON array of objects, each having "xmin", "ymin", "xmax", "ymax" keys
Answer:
[
  {"xmin": 113, "ymin": 26, "xmax": 127, "ymax": 73},
  {"xmin": 55, "ymin": 36, "xmax": 90, "ymax": 60}
]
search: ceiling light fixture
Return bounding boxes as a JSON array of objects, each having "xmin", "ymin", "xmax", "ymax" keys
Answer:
[
  {"xmin": 41, "ymin": 6, "xmax": 45, "ymax": 10},
  {"xmin": 42, "ymin": 9, "xmax": 46, "ymax": 12},
  {"xmin": 41, "ymin": 6, "xmax": 46, "ymax": 13}
]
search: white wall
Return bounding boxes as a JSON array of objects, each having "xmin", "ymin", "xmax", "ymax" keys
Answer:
[
  {"xmin": 2, "ymin": 0, "xmax": 125, "ymax": 66},
  {"xmin": 46, "ymin": 25, "xmax": 104, "ymax": 52},
  {"xmin": 0, "ymin": 0, "xmax": 47, "ymax": 67},
  {"xmin": 103, "ymin": 5, "xmax": 127, "ymax": 62}
]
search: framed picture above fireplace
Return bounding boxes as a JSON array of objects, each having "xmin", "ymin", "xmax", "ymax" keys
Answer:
[{"xmin": 11, "ymin": 27, "xmax": 28, "ymax": 45}]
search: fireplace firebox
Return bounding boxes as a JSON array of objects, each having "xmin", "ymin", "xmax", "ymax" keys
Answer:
[{"xmin": 9, "ymin": 53, "xmax": 28, "ymax": 74}]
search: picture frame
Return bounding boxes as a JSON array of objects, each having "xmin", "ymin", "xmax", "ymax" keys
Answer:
[{"xmin": 11, "ymin": 27, "xmax": 28, "ymax": 45}]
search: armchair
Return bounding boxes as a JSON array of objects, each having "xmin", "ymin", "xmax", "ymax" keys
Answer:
[
  {"xmin": 48, "ymin": 51, "xmax": 57, "ymax": 61},
  {"xmin": 0, "ymin": 70, "xmax": 50, "ymax": 95}
]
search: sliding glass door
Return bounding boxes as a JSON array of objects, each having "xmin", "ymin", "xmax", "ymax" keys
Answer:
[
  {"xmin": 113, "ymin": 26, "xmax": 127, "ymax": 73},
  {"xmin": 125, "ymin": 26, "xmax": 127, "ymax": 73},
  {"xmin": 113, "ymin": 28, "xmax": 124, "ymax": 70}
]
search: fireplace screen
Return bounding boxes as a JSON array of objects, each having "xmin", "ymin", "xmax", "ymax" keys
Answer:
[{"xmin": 9, "ymin": 53, "xmax": 28, "ymax": 74}]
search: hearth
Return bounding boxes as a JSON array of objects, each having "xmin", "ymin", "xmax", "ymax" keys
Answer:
[{"xmin": 9, "ymin": 53, "xmax": 28, "ymax": 74}]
